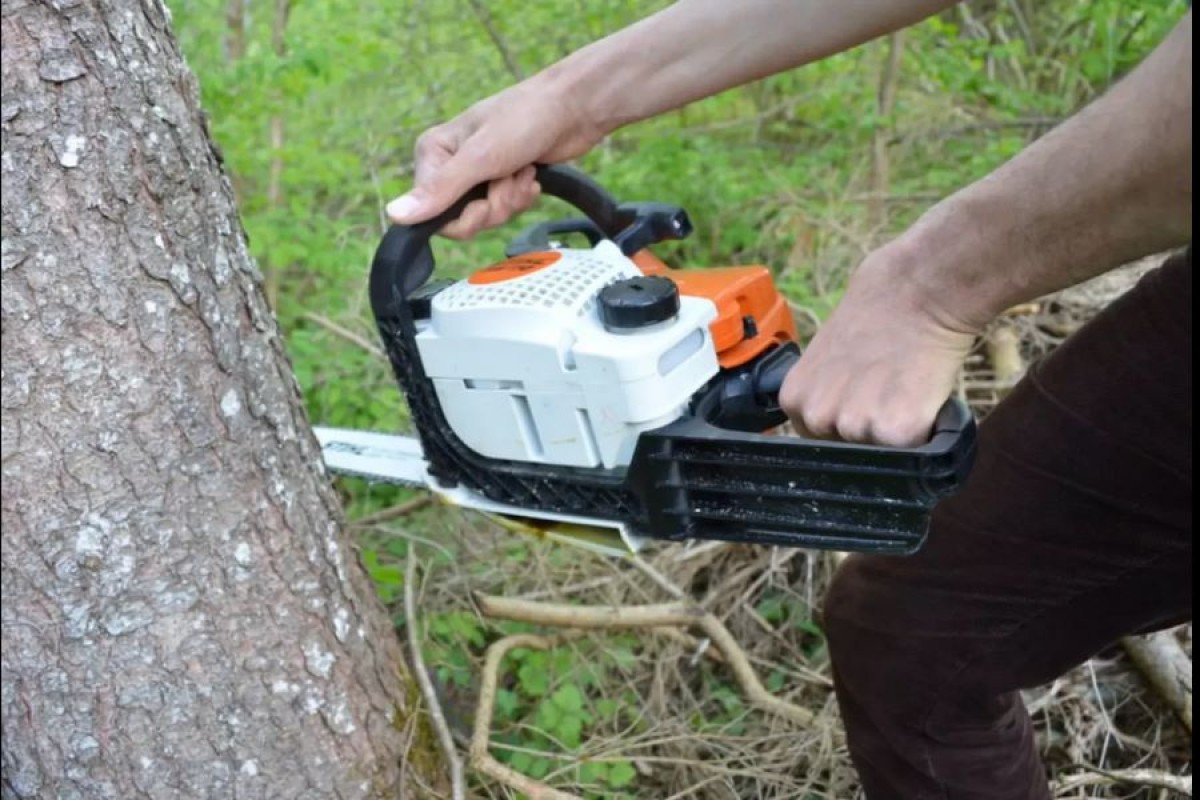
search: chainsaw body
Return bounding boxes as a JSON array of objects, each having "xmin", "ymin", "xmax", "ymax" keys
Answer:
[
  {"xmin": 417, "ymin": 241, "xmax": 719, "ymax": 469},
  {"xmin": 417, "ymin": 234, "xmax": 799, "ymax": 471},
  {"xmin": 361, "ymin": 165, "xmax": 977, "ymax": 554}
]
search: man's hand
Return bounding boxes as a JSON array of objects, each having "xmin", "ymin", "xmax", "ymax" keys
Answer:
[
  {"xmin": 385, "ymin": 77, "xmax": 605, "ymax": 238},
  {"xmin": 779, "ymin": 246, "xmax": 976, "ymax": 447},
  {"xmin": 784, "ymin": 10, "xmax": 1189, "ymax": 448}
]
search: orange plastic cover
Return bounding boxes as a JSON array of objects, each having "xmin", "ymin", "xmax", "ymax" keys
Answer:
[
  {"xmin": 468, "ymin": 251, "xmax": 562, "ymax": 284},
  {"xmin": 632, "ymin": 250, "xmax": 797, "ymax": 369}
]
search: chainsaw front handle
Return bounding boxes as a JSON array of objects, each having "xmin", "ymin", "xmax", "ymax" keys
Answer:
[
  {"xmin": 371, "ymin": 164, "xmax": 694, "ymax": 312},
  {"xmin": 372, "ymin": 164, "xmax": 618, "ymax": 302}
]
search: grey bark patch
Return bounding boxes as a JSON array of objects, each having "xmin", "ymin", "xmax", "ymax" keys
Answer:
[
  {"xmin": 1, "ymin": 96, "xmax": 21, "ymax": 122},
  {"xmin": 38, "ymin": 49, "xmax": 87, "ymax": 83}
]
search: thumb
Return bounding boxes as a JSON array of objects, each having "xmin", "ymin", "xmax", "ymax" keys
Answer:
[{"xmin": 386, "ymin": 152, "xmax": 491, "ymax": 225}]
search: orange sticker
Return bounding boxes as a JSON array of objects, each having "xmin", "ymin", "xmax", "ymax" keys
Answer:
[{"xmin": 468, "ymin": 251, "xmax": 562, "ymax": 285}]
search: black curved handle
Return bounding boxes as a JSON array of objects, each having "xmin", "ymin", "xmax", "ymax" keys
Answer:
[
  {"xmin": 370, "ymin": 164, "xmax": 626, "ymax": 321},
  {"xmin": 505, "ymin": 218, "xmax": 606, "ymax": 257}
]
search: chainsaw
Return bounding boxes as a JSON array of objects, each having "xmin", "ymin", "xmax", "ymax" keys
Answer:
[{"xmin": 314, "ymin": 165, "xmax": 976, "ymax": 556}]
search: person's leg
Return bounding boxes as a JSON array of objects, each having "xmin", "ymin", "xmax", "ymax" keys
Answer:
[{"xmin": 823, "ymin": 248, "xmax": 1193, "ymax": 800}]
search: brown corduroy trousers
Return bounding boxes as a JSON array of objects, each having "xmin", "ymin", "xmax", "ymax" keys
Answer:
[{"xmin": 823, "ymin": 248, "xmax": 1193, "ymax": 800}]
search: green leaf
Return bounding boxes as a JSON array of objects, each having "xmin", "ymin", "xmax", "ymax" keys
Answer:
[
  {"xmin": 494, "ymin": 689, "xmax": 519, "ymax": 719},
  {"xmin": 551, "ymin": 684, "xmax": 584, "ymax": 713},
  {"xmin": 607, "ymin": 761, "xmax": 637, "ymax": 789},
  {"xmin": 556, "ymin": 714, "xmax": 583, "ymax": 749},
  {"xmin": 578, "ymin": 761, "xmax": 607, "ymax": 784},
  {"xmin": 518, "ymin": 661, "xmax": 549, "ymax": 696},
  {"xmin": 535, "ymin": 700, "xmax": 562, "ymax": 730}
]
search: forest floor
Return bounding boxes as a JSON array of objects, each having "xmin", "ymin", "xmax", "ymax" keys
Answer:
[{"xmin": 379, "ymin": 255, "xmax": 1191, "ymax": 800}]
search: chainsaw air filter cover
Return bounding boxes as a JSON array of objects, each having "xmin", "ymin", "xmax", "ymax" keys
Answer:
[{"xmin": 416, "ymin": 241, "xmax": 719, "ymax": 469}]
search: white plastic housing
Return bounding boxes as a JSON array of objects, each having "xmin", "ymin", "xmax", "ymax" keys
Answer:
[{"xmin": 416, "ymin": 240, "xmax": 719, "ymax": 469}]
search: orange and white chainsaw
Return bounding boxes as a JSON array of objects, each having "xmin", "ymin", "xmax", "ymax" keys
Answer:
[{"xmin": 313, "ymin": 165, "xmax": 976, "ymax": 556}]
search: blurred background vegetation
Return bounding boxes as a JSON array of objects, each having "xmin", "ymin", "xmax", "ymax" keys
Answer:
[{"xmin": 171, "ymin": 2, "xmax": 1190, "ymax": 797}]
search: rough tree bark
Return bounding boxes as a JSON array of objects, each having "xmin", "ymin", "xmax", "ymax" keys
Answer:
[{"xmin": 1, "ymin": 1, "xmax": 438, "ymax": 797}]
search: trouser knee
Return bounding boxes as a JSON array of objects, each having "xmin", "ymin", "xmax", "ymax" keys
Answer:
[{"xmin": 821, "ymin": 555, "xmax": 950, "ymax": 720}]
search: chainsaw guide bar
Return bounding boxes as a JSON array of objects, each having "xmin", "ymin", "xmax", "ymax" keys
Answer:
[
  {"xmin": 314, "ymin": 426, "xmax": 646, "ymax": 557},
  {"xmin": 316, "ymin": 165, "xmax": 977, "ymax": 556}
]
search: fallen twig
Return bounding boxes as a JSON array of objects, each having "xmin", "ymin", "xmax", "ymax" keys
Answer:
[
  {"xmin": 1054, "ymin": 765, "xmax": 1192, "ymax": 796},
  {"xmin": 348, "ymin": 495, "xmax": 433, "ymax": 529},
  {"xmin": 465, "ymin": 594, "xmax": 823, "ymax": 797},
  {"xmin": 471, "ymin": 633, "xmax": 584, "ymax": 800},
  {"xmin": 405, "ymin": 548, "xmax": 465, "ymax": 800},
  {"xmin": 473, "ymin": 593, "xmax": 816, "ymax": 727}
]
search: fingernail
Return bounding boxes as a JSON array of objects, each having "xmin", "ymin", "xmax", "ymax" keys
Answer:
[{"xmin": 386, "ymin": 192, "xmax": 422, "ymax": 221}]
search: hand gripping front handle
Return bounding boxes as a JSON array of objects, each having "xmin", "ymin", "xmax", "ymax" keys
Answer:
[
  {"xmin": 370, "ymin": 164, "xmax": 624, "ymax": 320},
  {"xmin": 369, "ymin": 163, "xmax": 695, "ymax": 323}
]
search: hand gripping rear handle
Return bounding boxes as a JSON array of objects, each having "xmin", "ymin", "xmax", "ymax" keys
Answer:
[
  {"xmin": 622, "ymin": 342, "xmax": 977, "ymax": 550},
  {"xmin": 747, "ymin": 344, "xmax": 968, "ymax": 444}
]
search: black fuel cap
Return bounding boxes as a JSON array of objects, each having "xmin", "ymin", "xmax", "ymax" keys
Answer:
[{"xmin": 597, "ymin": 276, "xmax": 680, "ymax": 331}]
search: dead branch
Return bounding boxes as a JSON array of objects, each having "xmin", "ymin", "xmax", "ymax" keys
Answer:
[
  {"xmin": 1054, "ymin": 766, "xmax": 1192, "ymax": 796},
  {"xmin": 1123, "ymin": 630, "xmax": 1193, "ymax": 734},
  {"xmin": 466, "ymin": 593, "xmax": 825, "ymax": 797},
  {"xmin": 348, "ymin": 495, "xmax": 432, "ymax": 529},
  {"xmin": 473, "ymin": 593, "xmax": 816, "ymax": 727},
  {"xmin": 406, "ymin": 549, "xmax": 465, "ymax": 800},
  {"xmin": 629, "ymin": 554, "xmax": 688, "ymax": 600},
  {"xmin": 300, "ymin": 312, "xmax": 385, "ymax": 360},
  {"xmin": 471, "ymin": 633, "xmax": 583, "ymax": 800},
  {"xmin": 867, "ymin": 30, "xmax": 905, "ymax": 238}
]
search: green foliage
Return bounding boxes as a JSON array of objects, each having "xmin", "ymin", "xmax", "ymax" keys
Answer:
[
  {"xmin": 171, "ymin": 0, "xmax": 1184, "ymax": 432},
  {"xmin": 170, "ymin": 1, "xmax": 1186, "ymax": 794},
  {"xmin": 417, "ymin": 604, "xmax": 644, "ymax": 796}
]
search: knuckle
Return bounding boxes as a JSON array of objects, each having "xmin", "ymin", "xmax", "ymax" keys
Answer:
[
  {"xmin": 800, "ymin": 408, "xmax": 836, "ymax": 439},
  {"xmin": 777, "ymin": 383, "xmax": 805, "ymax": 420},
  {"xmin": 834, "ymin": 415, "xmax": 871, "ymax": 444},
  {"xmin": 876, "ymin": 414, "xmax": 929, "ymax": 448},
  {"xmin": 414, "ymin": 128, "xmax": 440, "ymax": 158}
]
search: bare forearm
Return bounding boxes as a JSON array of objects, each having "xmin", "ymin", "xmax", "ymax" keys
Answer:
[
  {"xmin": 891, "ymin": 11, "xmax": 1192, "ymax": 331},
  {"xmin": 544, "ymin": 0, "xmax": 955, "ymax": 134}
]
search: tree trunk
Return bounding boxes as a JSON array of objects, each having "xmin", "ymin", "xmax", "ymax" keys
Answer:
[{"xmin": 0, "ymin": 2, "xmax": 437, "ymax": 798}]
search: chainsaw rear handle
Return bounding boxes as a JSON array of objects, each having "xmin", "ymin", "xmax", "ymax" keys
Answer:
[
  {"xmin": 637, "ymin": 346, "xmax": 975, "ymax": 550},
  {"xmin": 707, "ymin": 341, "xmax": 970, "ymax": 449},
  {"xmin": 371, "ymin": 164, "xmax": 689, "ymax": 309},
  {"xmin": 751, "ymin": 346, "xmax": 968, "ymax": 442}
]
